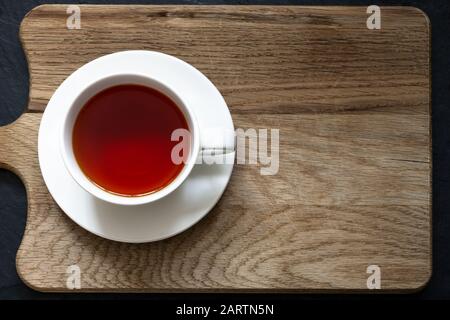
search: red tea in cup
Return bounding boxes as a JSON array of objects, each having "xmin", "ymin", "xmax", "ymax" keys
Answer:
[{"xmin": 72, "ymin": 84, "xmax": 189, "ymax": 196}]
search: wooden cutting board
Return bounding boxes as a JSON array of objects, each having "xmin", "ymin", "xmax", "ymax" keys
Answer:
[{"xmin": 0, "ymin": 5, "xmax": 430, "ymax": 292}]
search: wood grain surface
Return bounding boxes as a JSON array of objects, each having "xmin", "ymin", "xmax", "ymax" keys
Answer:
[{"xmin": 0, "ymin": 5, "xmax": 430, "ymax": 291}]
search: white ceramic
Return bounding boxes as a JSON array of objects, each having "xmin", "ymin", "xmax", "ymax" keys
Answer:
[
  {"xmin": 60, "ymin": 74, "xmax": 202, "ymax": 206},
  {"xmin": 38, "ymin": 50, "xmax": 235, "ymax": 243}
]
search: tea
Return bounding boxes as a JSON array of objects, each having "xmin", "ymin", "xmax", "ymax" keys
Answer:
[{"xmin": 72, "ymin": 84, "xmax": 189, "ymax": 196}]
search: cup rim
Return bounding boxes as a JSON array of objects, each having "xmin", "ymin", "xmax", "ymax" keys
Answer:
[{"xmin": 59, "ymin": 73, "xmax": 200, "ymax": 206}]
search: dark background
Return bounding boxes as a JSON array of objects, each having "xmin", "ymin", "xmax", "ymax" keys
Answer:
[{"xmin": 0, "ymin": 0, "xmax": 448, "ymax": 301}]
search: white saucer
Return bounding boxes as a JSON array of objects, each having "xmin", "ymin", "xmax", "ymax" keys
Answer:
[{"xmin": 38, "ymin": 51, "xmax": 235, "ymax": 243}]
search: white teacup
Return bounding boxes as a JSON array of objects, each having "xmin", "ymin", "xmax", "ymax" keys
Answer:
[{"xmin": 60, "ymin": 73, "xmax": 233, "ymax": 206}]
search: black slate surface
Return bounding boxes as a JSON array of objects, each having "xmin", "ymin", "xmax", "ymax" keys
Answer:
[{"xmin": 0, "ymin": 0, "xmax": 449, "ymax": 300}]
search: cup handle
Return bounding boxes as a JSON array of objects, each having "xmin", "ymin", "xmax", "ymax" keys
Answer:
[{"xmin": 196, "ymin": 127, "xmax": 235, "ymax": 163}]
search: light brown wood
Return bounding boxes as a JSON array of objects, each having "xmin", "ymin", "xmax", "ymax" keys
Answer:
[{"xmin": 0, "ymin": 5, "xmax": 430, "ymax": 291}]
